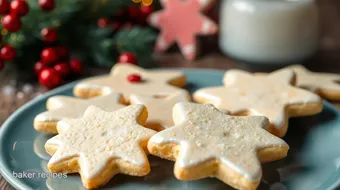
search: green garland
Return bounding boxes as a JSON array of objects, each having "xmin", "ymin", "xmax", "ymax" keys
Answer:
[{"xmin": 3, "ymin": 0, "xmax": 158, "ymax": 78}]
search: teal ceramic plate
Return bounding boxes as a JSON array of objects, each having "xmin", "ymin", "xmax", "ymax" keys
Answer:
[{"xmin": 1, "ymin": 69, "xmax": 340, "ymax": 190}]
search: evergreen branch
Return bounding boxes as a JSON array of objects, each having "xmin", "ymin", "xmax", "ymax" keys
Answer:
[
  {"xmin": 3, "ymin": 0, "xmax": 159, "ymax": 78},
  {"xmin": 114, "ymin": 26, "xmax": 157, "ymax": 68}
]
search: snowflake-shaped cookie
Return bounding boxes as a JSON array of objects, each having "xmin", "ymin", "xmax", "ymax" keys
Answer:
[
  {"xmin": 74, "ymin": 63, "xmax": 187, "ymax": 101},
  {"xmin": 148, "ymin": 102, "xmax": 289, "ymax": 190},
  {"xmin": 45, "ymin": 105, "xmax": 156, "ymax": 189},
  {"xmin": 34, "ymin": 93, "xmax": 125, "ymax": 134},
  {"xmin": 288, "ymin": 65, "xmax": 340, "ymax": 101},
  {"xmin": 194, "ymin": 69, "xmax": 323, "ymax": 137}
]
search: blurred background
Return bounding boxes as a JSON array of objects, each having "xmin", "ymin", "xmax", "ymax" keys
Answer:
[{"xmin": 0, "ymin": 0, "xmax": 339, "ymax": 124}]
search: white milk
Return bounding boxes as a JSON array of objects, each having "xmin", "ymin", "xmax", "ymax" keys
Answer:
[{"xmin": 219, "ymin": 0, "xmax": 319, "ymax": 64}]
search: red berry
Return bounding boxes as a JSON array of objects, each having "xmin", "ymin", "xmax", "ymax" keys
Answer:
[
  {"xmin": 0, "ymin": 0, "xmax": 9, "ymax": 15},
  {"xmin": 69, "ymin": 59, "xmax": 82, "ymax": 74},
  {"xmin": 118, "ymin": 52, "xmax": 137, "ymax": 64},
  {"xmin": 55, "ymin": 46, "xmax": 68, "ymax": 58},
  {"xmin": 128, "ymin": 5, "xmax": 139, "ymax": 18},
  {"xmin": 33, "ymin": 61, "xmax": 46, "ymax": 75},
  {"xmin": 0, "ymin": 60, "xmax": 4, "ymax": 71},
  {"xmin": 40, "ymin": 28, "xmax": 57, "ymax": 43},
  {"xmin": 10, "ymin": 0, "xmax": 29, "ymax": 17},
  {"xmin": 1, "ymin": 14, "xmax": 21, "ymax": 32},
  {"xmin": 39, "ymin": 68, "xmax": 62, "ymax": 89},
  {"xmin": 127, "ymin": 74, "xmax": 142, "ymax": 83},
  {"xmin": 53, "ymin": 62, "xmax": 70, "ymax": 77},
  {"xmin": 0, "ymin": 45, "xmax": 16, "ymax": 61},
  {"xmin": 38, "ymin": 0, "xmax": 54, "ymax": 12},
  {"xmin": 97, "ymin": 18, "xmax": 110, "ymax": 28},
  {"xmin": 140, "ymin": 5, "xmax": 153, "ymax": 17},
  {"xmin": 41, "ymin": 47, "xmax": 58, "ymax": 65},
  {"xmin": 139, "ymin": 5, "xmax": 153, "ymax": 24}
]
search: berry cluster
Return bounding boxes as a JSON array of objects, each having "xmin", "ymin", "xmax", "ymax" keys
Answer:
[
  {"xmin": 0, "ymin": 0, "xmax": 30, "ymax": 70},
  {"xmin": 36, "ymin": 26, "xmax": 83, "ymax": 89},
  {"xmin": 0, "ymin": 0, "xmax": 54, "ymax": 32},
  {"xmin": 0, "ymin": 0, "xmax": 29, "ymax": 32},
  {"xmin": 35, "ymin": 46, "xmax": 83, "ymax": 89},
  {"xmin": 97, "ymin": 4, "xmax": 153, "ymax": 30},
  {"xmin": 0, "ymin": 0, "xmax": 55, "ymax": 72}
]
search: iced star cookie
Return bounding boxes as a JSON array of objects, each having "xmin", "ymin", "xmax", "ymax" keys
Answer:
[
  {"xmin": 193, "ymin": 69, "xmax": 323, "ymax": 137},
  {"xmin": 148, "ymin": 102, "xmax": 289, "ymax": 190},
  {"xmin": 148, "ymin": 0, "xmax": 217, "ymax": 60},
  {"xmin": 74, "ymin": 63, "xmax": 187, "ymax": 101},
  {"xmin": 34, "ymin": 93, "xmax": 125, "ymax": 134},
  {"xmin": 45, "ymin": 105, "xmax": 156, "ymax": 189},
  {"xmin": 287, "ymin": 65, "xmax": 340, "ymax": 101},
  {"xmin": 129, "ymin": 91, "xmax": 191, "ymax": 131}
]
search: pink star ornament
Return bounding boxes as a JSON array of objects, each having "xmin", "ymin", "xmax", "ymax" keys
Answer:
[{"xmin": 148, "ymin": 0, "xmax": 217, "ymax": 60}]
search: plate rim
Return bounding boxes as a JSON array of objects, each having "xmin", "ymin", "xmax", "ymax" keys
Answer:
[{"xmin": 0, "ymin": 68, "xmax": 339, "ymax": 190}]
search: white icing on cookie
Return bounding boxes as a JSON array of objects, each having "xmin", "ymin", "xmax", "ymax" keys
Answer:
[
  {"xmin": 34, "ymin": 93, "xmax": 125, "ymax": 131},
  {"xmin": 288, "ymin": 65, "xmax": 340, "ymax": 92},
  {"xmin": 148, "ymin": 102, "xmax": 288, "ymax": 181},
  {"xmin": 129, "ymin": 91, "xmax": 190, "ymax": 130},
  {"xmin": 74, "ymin": 64, "xmax": 186, "ymax": 100},
  {"xmin": 194, "ymin": 69, "xmax": 321, "ymax": 131},
  {"xmin": 46, "ymin": 105, "xmax": 156, "ymax": 179}
]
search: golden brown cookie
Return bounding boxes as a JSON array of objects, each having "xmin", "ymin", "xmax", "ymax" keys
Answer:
[
  {"xmin": 193, "ymin": 69, "xmax": 323, "ymax": 137},
  {"xmin": 34, "ymin": 93, "xmax": 125, "ymax": 134},
  {"xmin": 45, "ymin": 105, "xmax": 156, "ymax": 189},
  {"xmin": 73, "ymin": 63, "xmax": 187, "ymax": 101},
  {"xmin": 148, "ymin": 102, "xmax": 289, "ymax": 190},
  {"xmin": 288, "ymin": 65, "xmax": 340, "ymax": 101}
]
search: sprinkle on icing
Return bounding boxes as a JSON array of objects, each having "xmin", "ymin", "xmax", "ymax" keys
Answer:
[
  {"xmin": 46, "ymin": 105, "xmax": 156, "ymax": 179},
  {"xmin": 148, "ymin": 102, "xmax": 288, "ymax": 181}
]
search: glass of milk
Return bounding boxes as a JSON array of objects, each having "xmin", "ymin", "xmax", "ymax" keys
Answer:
[{"xmin": 219, "ymin": 0, "xmax": 319, "ymax": 65}]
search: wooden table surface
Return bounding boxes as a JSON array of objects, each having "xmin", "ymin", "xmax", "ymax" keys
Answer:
[{"xmin": 1, "ymin": 1, "xmax": 340, "ymax": 189}]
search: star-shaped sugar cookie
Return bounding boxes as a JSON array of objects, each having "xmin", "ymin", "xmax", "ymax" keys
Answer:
[
  {"xmin": 34, "ymin": 93, "xmax": 125, "ymax": 134},
  {"xmin": 148, "ymin": 0, "xmax": 217, "ymax": 60},
  {"xmin": 45, "ymin": 105, "xmax": 156, "ymax": 189},
  {"xmin": 148, "ymin": 102, "xmax": 289, "ymax": 190},
  {"xmin": 73, "ymin": 63, "xmax": 187, "ymax": 101},
  {"xmin": 287, "ymin": 65, "xmax": 340, "ymax": 101},
  {"xmin": 129, "ymin": 91, "xmax": 190, "ymax": 131},
  {"xmin": 193, "ymin": 69, "xmax": 323, "ymax": 137}
]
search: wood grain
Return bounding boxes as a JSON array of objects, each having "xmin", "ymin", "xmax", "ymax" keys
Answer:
[{"xmin": 0, "ymin": 1, "xmax": 340, "ymax": 189}]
